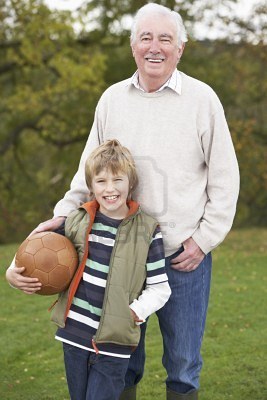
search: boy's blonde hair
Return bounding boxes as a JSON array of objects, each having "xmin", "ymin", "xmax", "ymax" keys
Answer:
[{"xmin": 85, "ymin": 139, "xmax": 138, "ymax": 199}]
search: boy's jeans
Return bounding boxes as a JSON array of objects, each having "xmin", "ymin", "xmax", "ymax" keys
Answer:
[
  {"xmin": 63, "ymin": 343, "xmax": 129, "ymax": 400},
  {"xmin": 125, "ymin": 249, "xmax": 212, "ymax": 394}
]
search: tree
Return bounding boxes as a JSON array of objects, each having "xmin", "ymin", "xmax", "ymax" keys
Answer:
[
  {"xmin": 0, "ymin": 0, "xmax": 106, "ymax": 242},
  {"xmin": 0, "ymin": 0, "xmax": 266, "ymax": 243}
]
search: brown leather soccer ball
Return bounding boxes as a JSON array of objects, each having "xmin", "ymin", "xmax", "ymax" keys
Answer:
[{"xmin": 15, "ymin": 232, "xmax": 78, "ymax": 295}]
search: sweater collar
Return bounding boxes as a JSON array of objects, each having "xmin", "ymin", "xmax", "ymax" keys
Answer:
[{"xmin": 127, "ymin": 69, "xmax": 181, "ymax": 95}]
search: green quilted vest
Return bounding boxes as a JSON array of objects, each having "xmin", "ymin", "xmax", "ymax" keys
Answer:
[{"xmin": 51, "ymin": 201, "xmax": 158, "ymax": 347}]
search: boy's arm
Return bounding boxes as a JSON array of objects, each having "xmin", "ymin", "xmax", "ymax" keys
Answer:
[
  {"xmin": 129, "ymin": 226, "xmax": 171, "ymax": 324},
  {"xmin": 130, "ymin": 281, "xmax": 171, "ymax": 324}
]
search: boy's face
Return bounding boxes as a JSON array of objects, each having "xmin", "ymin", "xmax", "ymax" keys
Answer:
[{"xmin": 91, "ymin": 168, "xmax": 130, "ymax": 219}]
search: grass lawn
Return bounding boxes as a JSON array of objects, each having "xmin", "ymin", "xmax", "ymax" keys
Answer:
[{"xmin": 0, "ymin": 229, "xmax": 266, "ymax": 399}]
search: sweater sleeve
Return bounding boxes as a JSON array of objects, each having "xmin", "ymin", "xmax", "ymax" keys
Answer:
[
  {"xmin": 192, "ymin": 106, "xmax": 240, "ymax": 254},
  {"xmin": 53, "ymin": 106, "xmax": 102, "ymax": 218},
  {"xmin": 129, "ymin": 226, "xmax": 171, "ymax": 323}
]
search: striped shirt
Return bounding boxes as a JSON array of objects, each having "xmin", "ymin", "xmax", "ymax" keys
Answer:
[{"xmin": 55, "ymin": 211, "xmax": 167, "ymax": 358}]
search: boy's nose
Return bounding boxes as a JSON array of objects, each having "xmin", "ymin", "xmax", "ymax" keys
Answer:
[{"xmin": 105, "ymin": 181, "xmax": 115, "ymax": 191}]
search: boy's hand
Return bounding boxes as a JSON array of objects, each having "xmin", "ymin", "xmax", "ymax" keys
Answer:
[
  {"xmin": 6, "ymin": 267, "xmax": 42, "ymax": 295},
  {"xmin": 130, "ymin": 309, "xmax": 144, "ymax": 323}
]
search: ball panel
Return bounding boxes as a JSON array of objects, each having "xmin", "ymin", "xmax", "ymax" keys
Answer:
[
  {"xmin": 34, "ymin": 248, "xmax": 58, "ymax": 272},
  {"xmin": 42, "ymin": 232, "xmax": 66, "ymax": 251},
  {"xmin": 16, "ymin": 252, "xmax": 36, "ymax": 276},
  {"xmin": 32, "ymin": 269, "xmax": 49, "ymax": 285},
  {"xmin": 38, "ymin": 285, "xmax": 59, "ymax": 296},
  {"xmin": 16, "ymin": 239, "xmax": 29, "ymax": 258},
  {"xmin": 49, "ymin": 265, "xmax": 72, "ymax": 291},
  {"xmin": 25, "ymin": 238, "xmax": 43, "ymax": 255}
]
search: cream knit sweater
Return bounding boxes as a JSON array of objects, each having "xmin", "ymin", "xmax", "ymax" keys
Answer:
[{"xmin": 54, "ymin": 71, "xmax": 239, "ymax": 256}]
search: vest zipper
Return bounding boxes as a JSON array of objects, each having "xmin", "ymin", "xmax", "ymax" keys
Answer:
[{"xmin": 93, "ymin": 219, "xmax": 128, "ymax": 344}]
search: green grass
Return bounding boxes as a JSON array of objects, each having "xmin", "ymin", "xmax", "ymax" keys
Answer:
[{"xmin": 0, "ymin": 229, "xmax": 266, "ymax": 399}]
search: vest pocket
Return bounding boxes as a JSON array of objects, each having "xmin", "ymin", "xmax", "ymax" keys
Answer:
[{"xmin": 96, "ymin": 285, "xmax": 140, "ymax": 346}]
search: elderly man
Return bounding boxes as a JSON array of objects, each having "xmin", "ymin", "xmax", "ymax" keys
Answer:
[{"xmin": 7, "ymin": 3, "xmax": 239, "ymax": 399}]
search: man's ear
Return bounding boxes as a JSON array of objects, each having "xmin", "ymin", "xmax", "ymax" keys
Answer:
[
  {"xmin": 131, "ymin": 43, "xmax": 135, "ymax": 57},
  {"xmin": 178, "ymin": 43, "xmax": 185, "ymax": 58}
]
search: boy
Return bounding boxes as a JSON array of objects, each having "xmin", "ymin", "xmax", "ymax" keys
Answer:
[{"xmin": 7, "ymin": 139, "xmax": 171, "ymax": 400}]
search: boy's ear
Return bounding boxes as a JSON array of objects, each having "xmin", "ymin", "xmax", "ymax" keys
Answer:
[{"xmin": 127, "ymin": 188, "xmax": 133, "ymax": 201}]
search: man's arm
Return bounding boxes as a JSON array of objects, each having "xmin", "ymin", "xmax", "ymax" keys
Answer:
[
  {"xmin": 193, "ymin": 106, "xmax": 239, "ymax": 255},
  {"xmin": 173, "ymin": 102, "xmax": 239, "ymax": 270}
]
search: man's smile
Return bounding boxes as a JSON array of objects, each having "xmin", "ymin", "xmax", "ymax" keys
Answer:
[{"xmin": 145, "ymin": 57, "xmax": 165, "ymax": 63}]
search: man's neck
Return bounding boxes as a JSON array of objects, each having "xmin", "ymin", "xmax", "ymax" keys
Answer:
[{"xmin": 138, "ymin": 74, "xmax": 172, "ymax": 93}]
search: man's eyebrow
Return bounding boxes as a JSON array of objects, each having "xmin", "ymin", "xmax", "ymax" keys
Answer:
[
  {"xmin": 139, "ymin": 31, "xmax": 152, "ymax": 38},
  {"xmin": 159, "ymin": 33, "xmax": 173, "ymax": 39}
]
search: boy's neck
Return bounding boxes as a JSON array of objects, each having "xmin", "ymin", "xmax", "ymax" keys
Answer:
[{"xmin": 99, "ymin": 204, "xmax": 129, "ymax": 220}]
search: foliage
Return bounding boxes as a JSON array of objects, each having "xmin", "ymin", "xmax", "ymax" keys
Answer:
[
  {"xmin": 0, "ymin": 0, "xmax": 266, "ymax": 244},
  {"xmin": 1, "ymin": 228, "xmax": 266, "ymax": 399},
  {"xmin": 0, "ymin": 0, "xmax": 106, "ymax": 242}
]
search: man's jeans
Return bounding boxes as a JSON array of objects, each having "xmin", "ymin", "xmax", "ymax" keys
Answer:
[
  {"xmin": 125, "ymin": 249, "xmax": 212, "ymax": 394},
  {"xmin": 63, "ymin": 343, "xmax": 130, "ymax": 400}
]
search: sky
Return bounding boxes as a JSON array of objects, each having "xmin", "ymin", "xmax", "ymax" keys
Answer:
[{"xmin": 43, "ymin": 0, "xmax": 261, "ymax": 40}]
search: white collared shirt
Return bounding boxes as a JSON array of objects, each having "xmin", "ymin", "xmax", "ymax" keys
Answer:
[{"xmin": 128, "ymin": 69, "xmax": 181, "ymax": 95}]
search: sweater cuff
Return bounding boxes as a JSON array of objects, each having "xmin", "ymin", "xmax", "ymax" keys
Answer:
[
  {"xmin": 129, "ymin": 303, "xmax": 146, "ymax": 325},
  {"xmin": 191, "ymin": 232, "xmax": 210, "ymax": 254}
]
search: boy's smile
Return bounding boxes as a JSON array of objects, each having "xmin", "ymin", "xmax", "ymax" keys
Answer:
[{"xmin": 92, "ymin": 168, "xmax": 130, "ymax": 219}]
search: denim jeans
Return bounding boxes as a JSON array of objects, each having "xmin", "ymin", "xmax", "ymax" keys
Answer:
[
  {"xmin": 125, "ymin": 249, "xmax": 212, "ymax": 394},
  {"xmin": 63, "ymin": 343, "xmax": 130, "ymax": 400}
]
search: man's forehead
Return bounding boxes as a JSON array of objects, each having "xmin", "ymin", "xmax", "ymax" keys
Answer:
[{"xmin": 136, "ymin": 15, "xmax": 177, "ymax": 36}]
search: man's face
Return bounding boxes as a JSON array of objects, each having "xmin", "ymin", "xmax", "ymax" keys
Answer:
[{"xmin": 131, "ymin": 14, "xmax": 184, "ymax": 91}]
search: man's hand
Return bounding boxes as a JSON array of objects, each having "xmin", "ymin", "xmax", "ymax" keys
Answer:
[
  {"xmin": 171, "ymin": 237, "xmax": 205, "ymax": 272},
  {"xmin": 6, "ymin": 267, "xmax": 42, "ymax": 294},
  {"xmin": 29, "ymin": 216, "xmax": 66, "ymax": 237}
]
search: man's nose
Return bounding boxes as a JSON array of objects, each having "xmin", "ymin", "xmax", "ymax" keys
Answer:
[{"xmin": 149, "ymin": 38, "xmax": 160, "ymax": 53}]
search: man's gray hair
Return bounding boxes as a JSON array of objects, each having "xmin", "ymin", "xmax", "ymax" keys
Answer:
[{"xmin": 130, "ymin": 3, "xmax": 188, "ymax": 48}]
